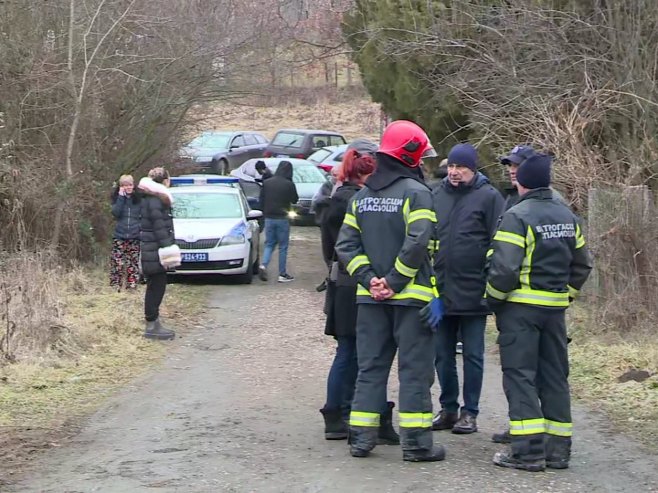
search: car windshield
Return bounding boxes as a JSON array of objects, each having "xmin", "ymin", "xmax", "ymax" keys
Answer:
[
  {"xmin": 173, "ymin": 193, "xmax": 243, "ymax": 219},
  {"xmin": 271, "ymin": 132, "xmax": 304, "ymax": 148},
  {"xmin": 307, "ymin": 148, "xmax": 332, "ymax": 163},
  {"xmin": 269, "ymin": 163, "xmax": 327, "ymax": 184},
  {"xmin": 188, "ymin": 133, "xmax": 230, "ymax": 149}
]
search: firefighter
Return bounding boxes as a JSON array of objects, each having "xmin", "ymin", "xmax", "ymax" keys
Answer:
[
  {"xmin": 486, "ymin": 154, "xmax": 593, "ymax": 472},
  {"xmin": 334, "ymin": 120, "xmax": 445, "ymax": 462}
]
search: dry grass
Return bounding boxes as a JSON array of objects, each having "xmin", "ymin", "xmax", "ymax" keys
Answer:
[
  {"xmin": 567, "ymin": 306, "xmax": 658, "ymax": 449},
  {"xmin": 0, "ymin": 261, "xmax": 209, "ymax": 428},
  {"xmin": 189, "ymin": 99, "xmax": 383, "ymax": 143}
]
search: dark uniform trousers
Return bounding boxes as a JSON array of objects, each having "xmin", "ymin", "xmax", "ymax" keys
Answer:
[
  {"xmin": 496, "ymin": 303, "xmax": 572, "ymax": 460},
  {"xmin": 350, "ymin": 304, "xmax": 435, "ymax": 451}
]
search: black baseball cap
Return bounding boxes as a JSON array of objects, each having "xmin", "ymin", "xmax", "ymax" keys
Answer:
[{"xmin": 499, "ymin": 145, "xmax": 536, "ymax": 165}]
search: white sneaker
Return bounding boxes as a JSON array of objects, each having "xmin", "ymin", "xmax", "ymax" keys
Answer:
[
  {"xmin": 258, "ymin": 265, "xmax": 268, "ymax": 281},
  {"xmin": 278, "ymin": 273, "xmax": 294, "ymax": 283}
]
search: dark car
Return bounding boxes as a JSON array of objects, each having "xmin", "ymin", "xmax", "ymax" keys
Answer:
[
  {"xmin": 263, "ymin": 129, "xmax": 346, "ymax": 160},
  {"xmin": 179, "ymin": 131, "xmax": 269, "ymax": 174}
]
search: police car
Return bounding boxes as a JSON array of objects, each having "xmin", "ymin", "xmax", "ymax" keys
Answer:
[{"xmin": 169, "ymin": 175, "xmax": 262, "ymax": 283}]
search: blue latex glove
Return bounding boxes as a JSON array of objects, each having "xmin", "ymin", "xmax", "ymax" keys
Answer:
[{"xmin": 419, "ymin": 297, "xmax": 445, "ymax": 332}]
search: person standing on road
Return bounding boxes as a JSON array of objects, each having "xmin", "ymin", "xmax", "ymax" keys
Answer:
[
  {"xmin": 430, "ymin": 143, "xmax": 505, "ymax": 435},
  {"xmin": 110, "ymin": 174, "xmax": 142, "ymax": 292},
  {"xmin": 258, "ymin": 160, "xmax": 299, "ymax": 283},
  {"xmin": 335, "ymin": 120, "xmax": 446, "ymax": 462},
  {"xmin": 319, "ymin": 146, "xmax": 399, "ymax": 446},
  {"xmin": 486, "ymin": 154, "xmax": 592, "ymax": 472},
  {"xmin": 138, "ymin": 167, "xmax": 177, "ymax": 341},
  {"xmin": 491, "ymin": 143, "xmax": 571, "ymax": 446}
]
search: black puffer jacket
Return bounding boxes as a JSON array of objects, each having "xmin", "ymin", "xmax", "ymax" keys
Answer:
[
  {"xmin": 140, "ymin": 193, "xmax": 175, "ymax": 276},
  {"xmin": 432, "ymin": 173, "xmax": 505, "ymax": 315},
  {"xmin": 111, "ymin": 193, "xmax": 141, "ymax": 240}
]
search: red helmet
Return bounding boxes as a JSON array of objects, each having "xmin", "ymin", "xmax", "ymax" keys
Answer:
[{"xmin": 378, "ymin": 120, "xmax": 437, "ymax": 168}]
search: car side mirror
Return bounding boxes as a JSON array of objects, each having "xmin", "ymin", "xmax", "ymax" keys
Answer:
[{"xmin": 247, "ymin": 210, "xmax": 263, "ymax": 219}]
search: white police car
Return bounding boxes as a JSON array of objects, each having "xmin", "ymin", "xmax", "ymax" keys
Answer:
[{"xmin": 169, "ymin": 175, "xmax": 262, "ymax": 283}]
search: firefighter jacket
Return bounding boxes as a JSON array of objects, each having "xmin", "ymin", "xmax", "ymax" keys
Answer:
[
  {"xmin": 335, "ymin": 154, "xmax": 437, "ymax": 307},
  {"xmin": 486, "ymin": 188, "xmax": 593, "ymax": 309}
]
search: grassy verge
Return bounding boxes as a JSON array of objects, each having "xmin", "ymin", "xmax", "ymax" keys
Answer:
[
  {"xmin": 0, "ymin": 267, "xmax": 209, "ymax": 469},
  {"xmin": 567, "ymin": 306, "xmax": 658, "ymax": 450},
  {"xmin": 487, "ymin": 306, "xmax": 658, "ymax": 451}
]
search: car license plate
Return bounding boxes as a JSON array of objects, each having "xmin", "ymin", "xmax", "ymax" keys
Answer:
[
  {"xmin": 181, "ymin": 252, "xmax": 208, "ymax": 262},
  {"xmin": 276, "ymin": 154, "xmax": 289, "ymax": 158}
]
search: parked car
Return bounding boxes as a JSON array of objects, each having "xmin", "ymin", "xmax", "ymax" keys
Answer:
[
  {"xmin": 168, "ymin": 175, "xmax": 262, "ymax": 283},
  {"xmin": 263, "ymin": 129, "xmax": 346, "ymax": 159},
  {"xmin": 231, "ymin": 157, "xmax": 329, "ymax": 222},
  {"xmin": 307, "ymin": 144, "xmax": 348, "ymax": 173},
  {"xmin": 179, "ymin": 131, "xmax": 269, "ymax": 174}
]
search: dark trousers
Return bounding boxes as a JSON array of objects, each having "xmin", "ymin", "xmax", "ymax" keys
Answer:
[
  {"xmin": 350, "ymin": 304, "xmax": 435, "ymax": 450},
  {"xmin": 324, "ymin": 335, "xmax": 391, "ymax": 418},
  {"xmin": 434, "ymin": 314, "xmax": 486, "ymax": 416},
  {"xmin": 325, "ymin": 336, "xmax": 358, "ymax": 414},
  {"xmin": 496, "ymin": 304, "xmax": 571, "ymax": 460},
  {"xmin": 144, "ymin": 272, "xmax": 168, "ymax": 321}
]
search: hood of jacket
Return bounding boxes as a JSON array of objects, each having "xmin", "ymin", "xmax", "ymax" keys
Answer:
[
  {"xmin": 441, "ymin": 171, "xmax": 490, "ymax": 193},
  {"xmin": 366, "ymin": 153, "xmax": 426, "ymax": 191},
  {"xmin": 275, "ymin": 161, "xmax": 294, "ymax": 181}
]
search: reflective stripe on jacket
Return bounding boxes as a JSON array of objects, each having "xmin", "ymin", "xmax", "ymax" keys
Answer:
[
  {"xmin": 335, "ymin": 176, "xmax": 437, "ymax": 307},
  {"xmin": 486, "ymin": 188, "xmax": 592, "ymax": 309}
]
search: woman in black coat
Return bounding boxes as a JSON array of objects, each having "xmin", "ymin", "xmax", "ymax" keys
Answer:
[
  {"xmin": 319, "ymin": 145, "xmax": 399, "ymax": 444},
  {"xmin": 138, "ymin": 167, "xmax": 176, "ymax": 340}
]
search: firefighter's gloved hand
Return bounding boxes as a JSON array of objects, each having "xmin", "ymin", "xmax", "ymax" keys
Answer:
[{"xmin": 419, "ymin": 297, "xmax": 444, "ymax": 332}]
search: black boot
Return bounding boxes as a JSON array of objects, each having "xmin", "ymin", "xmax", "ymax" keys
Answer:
[
  {"xmin": 431, "ymin": 410, "xmax": 458, "ymax": 431},
  {"xmin": 378, "ymin": 402, "xmax": 400, "ymax": 445},
  {"xmin": 493, "ymin": 448, "xmax": 546, "ymax": 472},
  {"xmin": 348, "ymin": 426, "xmax": 378, "ymax": 458},
  {"xmin": 492, "ymin": 428, "xmax": 511, "ymax": 444},
  {"xmin": 143, "ymin": 319, "xmax": 175, "ymax": 340},
  {"xmin": 320, "ymin": 408, "xmax": 347, "ymax": 440},
  {"xmin": 546, "ymin": 436, "xmax": 571, "ymax": 469},
  {"xmin": 401, "ymin": 427, "xmax": 446, "ymax": 462},
  {"xmin": 493, "ymin": 433, "xmax": 546, "ymax": 472}
]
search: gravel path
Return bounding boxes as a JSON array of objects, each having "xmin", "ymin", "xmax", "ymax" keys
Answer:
[{"xmin": 11, "ymin": 227, "xmax": 658, "ymax": 493}]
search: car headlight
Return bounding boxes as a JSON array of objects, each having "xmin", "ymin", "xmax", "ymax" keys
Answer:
[
  {"xmin": 219, "ymin": 221, "xmax": 247, "ymax": 246},
  {"xmin": 288, "ymin": 210, "xmax": 298, "ymax": 219},
  {"xmin": 219, "ymin": 234, "xmax": 245, "ymax": 246}
]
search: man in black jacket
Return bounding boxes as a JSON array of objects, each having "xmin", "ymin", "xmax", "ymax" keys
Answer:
[
  {"xmin": 258, "ymin": 161, "xmax": 299, "ymax": 282},
  {"xmin": 431, "ymin": 143, "xmax": 505, "ymax": 434}
]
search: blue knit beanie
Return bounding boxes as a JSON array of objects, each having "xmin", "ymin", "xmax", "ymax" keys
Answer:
[
  {"xmin": 447, "ymin": 143, "xmax": 478, "ymax": 171},
  {"xmin": 516, "ymin": 154, "xmax": 552, "ymax": 189}
]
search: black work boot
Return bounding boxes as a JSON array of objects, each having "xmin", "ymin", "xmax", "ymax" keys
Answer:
[
  {"xmin": 144, "ymin": 319, "xmax": 175, "ymax": 340},
  {"xmin": 431, "ymin": 410, "xmax": 458, "ymax": 431},
  {"xmin": 494, "ymin": 433, "xmax": 546, "ymax": 472},
  {"xmin": 348, "ymin": 426, "xmax": 378, "ymax": 458},
  {"xmin": 378, "ymin": 402, "xmax": 400, "ymax": 445},
  {"xmin": 546, "ymin": 436, "xmax": 571, "ymax": 469},
  {"xmin": 492, "ymin": 428, "xmax": 511, "ymax": 444},
  {"xmin": 493, "ymin": 448, "xmax": 546, "ymax": 472},
  {"xmin": 452, "ymin": 410, "xmax": 478, "ymax": 434},
  {"xmin": 401, "ymin": 427, "xmax": 446, "ymax": 462},
  {"xmin": 320, "ymin": 408, "xmax": 348, "ymax": 440}
]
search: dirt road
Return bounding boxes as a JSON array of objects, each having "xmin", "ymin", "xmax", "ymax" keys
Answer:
[{"xmin": 11, "ymin": 228, "xmax": 658, "ymax": 492}]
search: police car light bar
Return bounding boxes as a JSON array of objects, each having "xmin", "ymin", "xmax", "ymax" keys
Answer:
[{"xmin": 170, "ymin": 176, "xmax": 240, "ymax": 187}]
